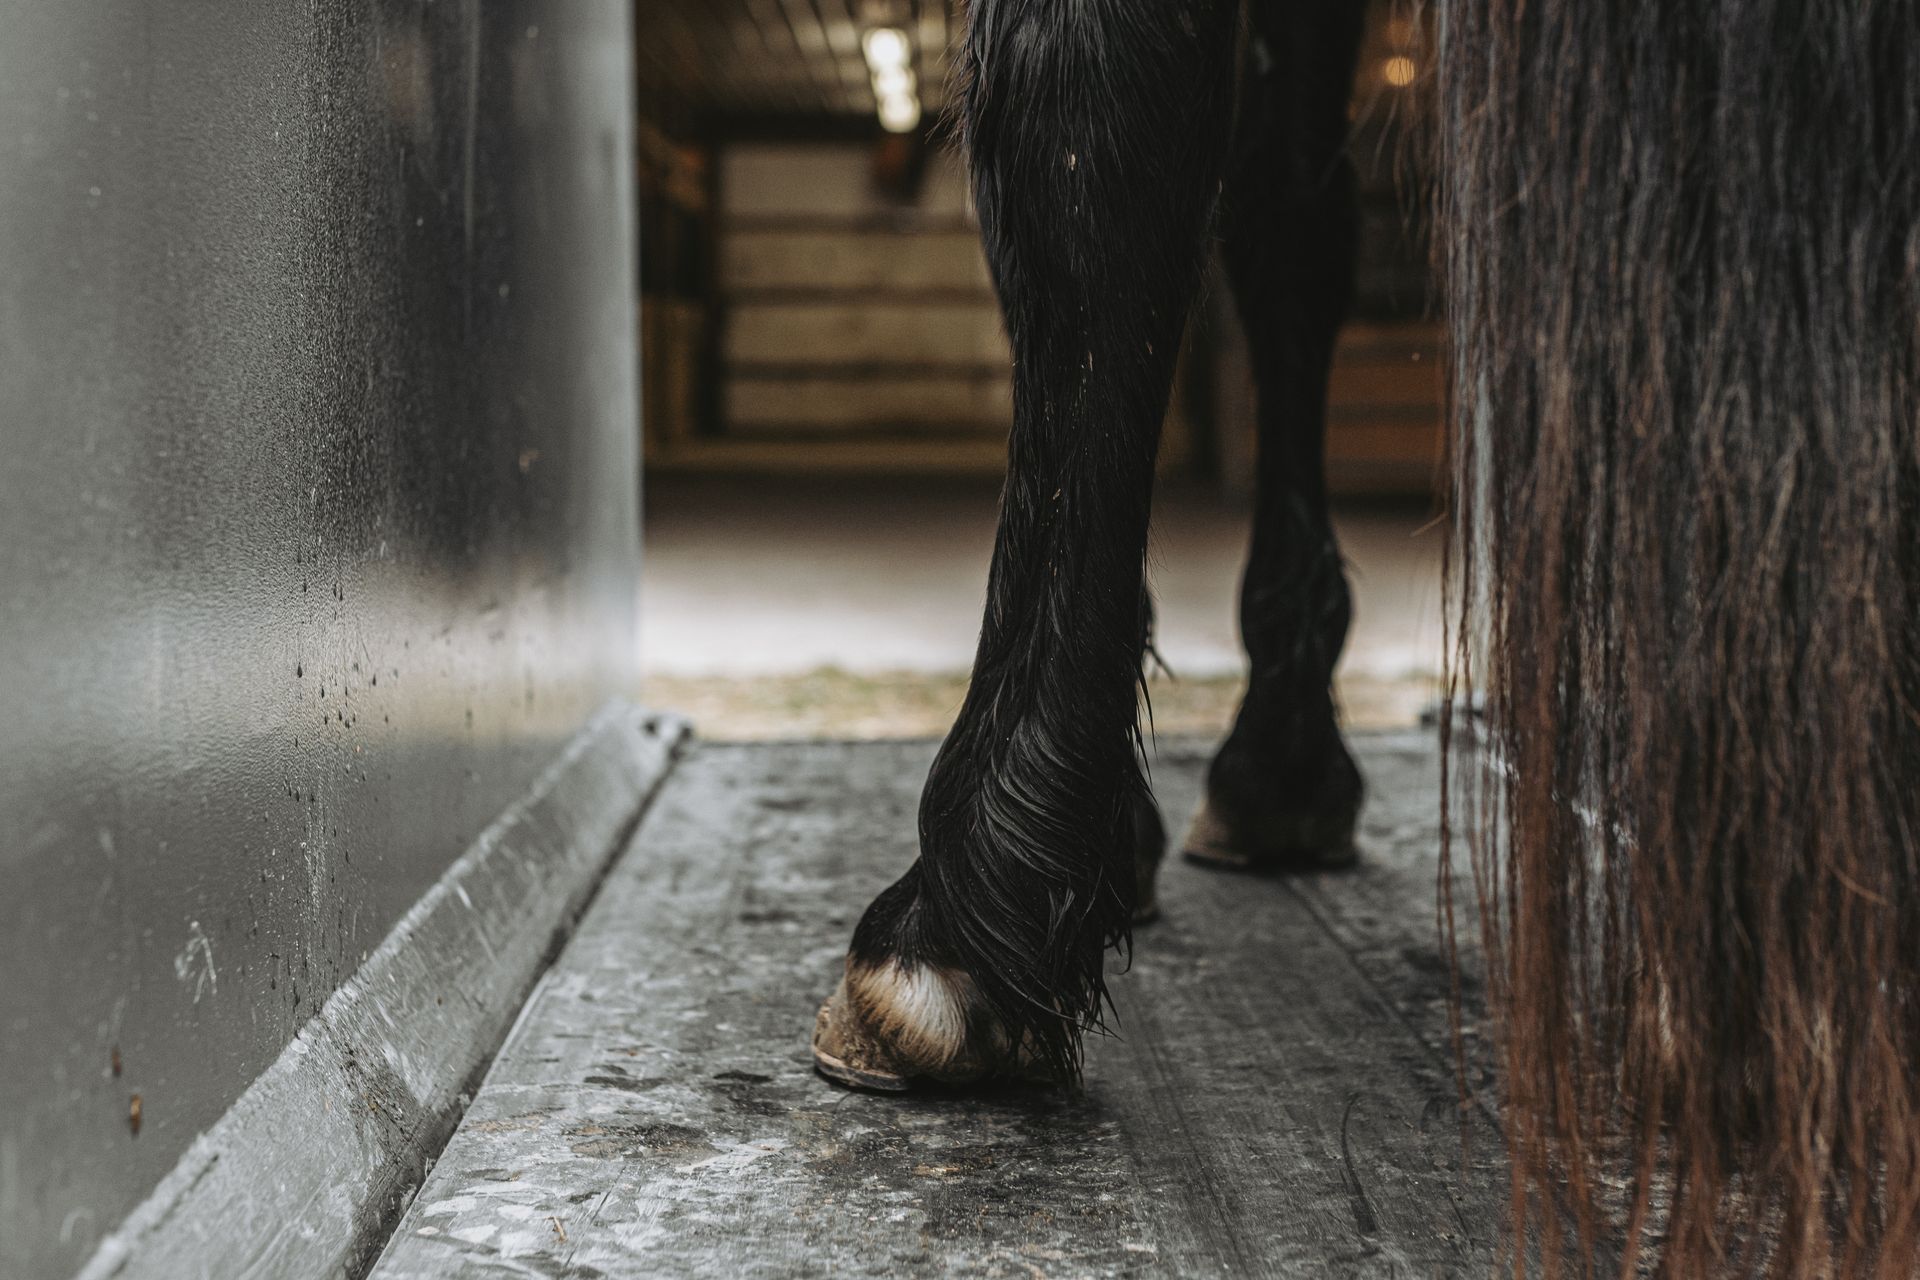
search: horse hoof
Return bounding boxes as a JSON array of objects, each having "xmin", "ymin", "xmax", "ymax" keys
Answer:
[
  {"xmin": 1179, "ymin": 796, "xmax": 1359, "ymax": 873},
  {"xmin": 811, "ymin": 961, "xmax": 1048, "ymax": 1093},
  {"xmin": 811, "ymin": 983, "xmax": 916, "ymax": 1092}
]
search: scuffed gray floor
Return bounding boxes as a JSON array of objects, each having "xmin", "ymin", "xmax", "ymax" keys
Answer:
[{"xmin": 369, "ymin": 734, "xmax": 1505, "ymax": 1279}]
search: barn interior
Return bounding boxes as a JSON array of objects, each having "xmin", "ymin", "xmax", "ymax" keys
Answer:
[{"xmin": 632, "ymin": 0, "xmax": 1447, "ymax": 738}]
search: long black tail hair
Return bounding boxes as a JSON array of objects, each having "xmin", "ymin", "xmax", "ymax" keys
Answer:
[{"xmin": 1441, "ymin": 0, "xmax": 1920, "ymax": 1272}]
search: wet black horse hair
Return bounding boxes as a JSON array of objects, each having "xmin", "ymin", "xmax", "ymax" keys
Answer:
[
  {"xmin": 849, "ymin": 0, "xmax": 1365, "ymax": 1086},
  {"xmin": 839, "ymin": 0, "xmax": 1920, "ymax": 1271},
  {"xmin": 852, "ymin": 0, "xmax": 1246, "ymax": 1082}
]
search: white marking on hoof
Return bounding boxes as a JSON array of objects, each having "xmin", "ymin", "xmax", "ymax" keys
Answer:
[{"xmin": 845, "ymin": 959, "xmax": 995, "ymax": 1076}]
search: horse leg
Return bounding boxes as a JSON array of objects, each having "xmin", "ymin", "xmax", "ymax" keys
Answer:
[
  {"xmin": 813, "ymin": 0, "xmax": 1237, "ymax": 1090},
  {"xmin": 1183, "ymin": 0, "xmax": 1368, "ymax": 872}
]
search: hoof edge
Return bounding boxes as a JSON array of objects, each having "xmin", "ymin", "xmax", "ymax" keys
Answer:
[{"xmin": 1179, "ymin": 797, "xmax": 1359, "ymax": 873}]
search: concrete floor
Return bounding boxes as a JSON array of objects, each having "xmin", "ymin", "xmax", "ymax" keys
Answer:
[
  {"xmin": 638, "ymin": 476, "xmax": 1446, "ymax": 736},
  {"xmin": 369, "ymin": 734, "xmax": 1505, "ymax": 1279}
]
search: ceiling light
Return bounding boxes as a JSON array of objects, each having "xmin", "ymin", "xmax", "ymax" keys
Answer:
[
  {"xmin": 878, "ymin": 93, "xmax": 922, "ymax": 134},
  {"xmin": 863, "ymin": 27, "xmax": 911, "ymax": 71},
  {"xmin": 873, "ymin": 66, "xmax": 916, "ymax": 98}
]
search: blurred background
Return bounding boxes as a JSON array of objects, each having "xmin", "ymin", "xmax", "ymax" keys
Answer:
[{"xmin": 632, "ymin": 0, "xmax": 1446, "ymax": 741}]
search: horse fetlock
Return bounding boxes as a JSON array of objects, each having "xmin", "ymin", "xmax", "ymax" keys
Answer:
[{"xmin": 1184, "ymin": 734, "xmax": 1363, "ymax": 872}]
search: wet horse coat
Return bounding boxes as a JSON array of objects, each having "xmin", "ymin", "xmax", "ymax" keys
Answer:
[{"xmin": 815, "ymin": 0, "xmax": 1920, "ymax": 1273}]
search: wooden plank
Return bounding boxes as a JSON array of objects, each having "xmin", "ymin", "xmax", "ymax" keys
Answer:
[
  {"xmin": 720, "ymin": 144, "xmax": 973, "ymax": 220},
  {"xmin": 914, "ymin": 0, "xmax": 954, "ymax": 111},
  {"xmin": 649, "ymin": 436, "xmax": 1009, "ymax": 473},
  {"xmin": 724, "ymin": 300, "xmax": 1009, "ymax": 365},
  {"xmin": 1325, "ymin": 419, "xmax": 1443, "ymax": 466},
  {"xmin": 1328, "ymin": 360, "xmax": 1444, "ymax": 410},
  {"xmin": 1337, "ymin": 322, "xmax": 1446, "ymax": 357},
  {"xmin": 368, "ymin": 735, "xmax": 1508, "ymax": 1278},
  {"xmin": 727, "ymin": 374, "xmax": 1011, "ymax": 431},
  {"xmin": 762, "ymin": 0, "xmax": 853, "ymax": 116},
  {"xmin": 811, "ymin": 0, "xmax": 872, "ymax": 110},
  {"xmin": 723, "ymin": 229, "xmax": 992, "ymax": 294},
  {"xmin": 1327, "ymin": 460, "xmax": 1445, "ymax": 496},
  {"xmin": 641, "ymin": 298, "xmax": 707, "ymax": 449}
]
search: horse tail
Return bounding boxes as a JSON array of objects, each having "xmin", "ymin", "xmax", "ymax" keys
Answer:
[{"xmin": 1440, "ymin": 0, "xmax": 1920, "ymax": 1271}]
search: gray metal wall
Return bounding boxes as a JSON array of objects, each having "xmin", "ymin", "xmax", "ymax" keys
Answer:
[{"xmin": 0, "ymin": 3, "xmax": 641, "ymax": 1274}]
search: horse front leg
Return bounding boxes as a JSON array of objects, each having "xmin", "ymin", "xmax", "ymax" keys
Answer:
[{"xmin": 812, "ymin": 0, "xmax": 1238, "ymax": 1090}]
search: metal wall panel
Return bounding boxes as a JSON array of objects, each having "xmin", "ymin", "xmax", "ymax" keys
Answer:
[{"xmin": 0, "ymin": 3, "xmax": 640, "ymax": 1274}]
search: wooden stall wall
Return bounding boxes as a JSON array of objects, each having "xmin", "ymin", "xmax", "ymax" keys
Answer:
[
  {"xmin": 639, "ymin": 122, "xmax": 709, "ymax": 464},
  {"xmin": 635, "ymin": 1, "xmax": 1440, "ymax": 494},
  {"xmin": 650, "ymin": 140, "xmax": 1209, "ymax": 474}
]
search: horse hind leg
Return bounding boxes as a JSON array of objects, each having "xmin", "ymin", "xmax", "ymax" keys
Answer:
[
  {"xmin": 812, "ymin": 0, "xmax": 1237, "ymax": 1090},
  {"xmin": 1183, "ymin": 0, "xmax": 1368, "ymax": 874}
]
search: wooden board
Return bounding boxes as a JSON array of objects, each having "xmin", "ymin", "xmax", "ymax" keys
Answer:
[
  {"xmin": 368, "ymin": 733, "xmax": 1513, "ymax": 1278},
  {"xmin": 725, "ymin": 300, "xmax": 1010, "ymax": 367},
  {"xmin": 728, "ymin": 374, "xmax": 1015, "ymax": 435},
  {"xmin": 720, "ymin": 145, "xmax": 973, "ymax": 221},
  {"xmin": 724, "ymin": 230, "xmax": 993, "ymax": 295}
]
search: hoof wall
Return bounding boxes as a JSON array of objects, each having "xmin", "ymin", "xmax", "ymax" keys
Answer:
[
  {"xmin": 1180, "ymin": 798, "xmax": 1359, "ymax": 873},
  {"xmin": 812, "ymin": 1043, "xmax": 914, "ymax": 1092},
  {"xmin": 809, "ymin": 965, "xmax": 1071, "ymax": 1092},
  {"xmin": 811, "ymin": 979, "xmax": 916, "ymax": 1093}
]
